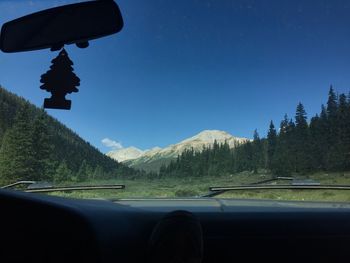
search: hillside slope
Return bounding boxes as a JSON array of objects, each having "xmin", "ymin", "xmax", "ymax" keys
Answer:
[{"xmin": 0, "ymin": 86, "xmax": 137, "ymax": 184}]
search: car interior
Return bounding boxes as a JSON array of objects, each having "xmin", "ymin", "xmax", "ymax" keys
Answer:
[
  {"xmin": 1, "ymin": 1, "xmax": 350, "ymax": 263},
  {"xmin": 2, "ymin": 187, "xmax": 350, "ymax": 262}
]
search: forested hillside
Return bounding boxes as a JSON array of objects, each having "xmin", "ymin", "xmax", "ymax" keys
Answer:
[
  {"xmin": 160, "ymin": 87, "xmax": 350, "ymax": 177},
  {"xmin": 0, "ymin": 86, "xmax": 139, "ymax": 184}
]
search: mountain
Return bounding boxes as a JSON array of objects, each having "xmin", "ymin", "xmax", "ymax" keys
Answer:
[
  {"xmin": 107, "ymin": 130, "xmax": 249, "ymax": 172},
  {"xmin": 0, "ymin": 86, "xmax": 137, "ymax": 184},
  {"xmin": 107, "ymin": 146, "xmax": 144, "ymax": 162}
]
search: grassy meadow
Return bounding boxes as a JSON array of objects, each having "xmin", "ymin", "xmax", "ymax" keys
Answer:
[{"xmin": 44, "ymin": 171, "xmax": 350, "ymax": 203}]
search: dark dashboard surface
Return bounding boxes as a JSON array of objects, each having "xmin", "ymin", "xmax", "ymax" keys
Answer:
[{"xmin": 1, "ymin": 189, "xmax": 350, "ymax": 263}]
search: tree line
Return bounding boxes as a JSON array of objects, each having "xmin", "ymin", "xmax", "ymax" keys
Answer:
[
  {"xmin": 159, "ymin": 86, "xmax": 350, "ymax": 177},
  {"xmin": 0, "ymin": 86, "xmax": 141, "ymax": 185}
]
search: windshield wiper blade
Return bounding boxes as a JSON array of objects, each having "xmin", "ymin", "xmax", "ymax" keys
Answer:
[
  {"xmin": 249, "ymin": 176, "xmax": 294, "ymax": 185},
  {"xmin": 203, "ymin": 184, "xmax": 350, "ymax": 198},
  {"xmin": 1, "ymin": 181, "xmax": 36, "ymax": 189},
  {"xmin": 24, "ymin": 184, "xmax": 125, "ymax": 193},
  {"xmin": 201, "ymin": 176, "xmax": 294, "ymax": 197},
  {"xmin": 0, "ymin": 181, "xmax": 125, "ymax": 193}
]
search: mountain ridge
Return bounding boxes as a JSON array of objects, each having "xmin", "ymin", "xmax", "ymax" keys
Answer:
[{"xmin": 107, "ymin": 130, "xmax": 250, "ymax": 172}]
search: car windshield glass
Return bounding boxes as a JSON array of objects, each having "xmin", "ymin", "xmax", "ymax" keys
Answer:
[{"xmin": 0, "ymin": 0, "xmax": 350, "ymax": 202}]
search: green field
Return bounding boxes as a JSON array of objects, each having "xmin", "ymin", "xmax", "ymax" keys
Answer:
[{"xmin": 45, "ymin": 171, "xmax": 350, "ymax": 203}]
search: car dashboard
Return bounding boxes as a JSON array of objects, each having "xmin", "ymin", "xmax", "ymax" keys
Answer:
[{"xmin": 1, "ymin": 189, "xmax": 350, "ymax": 263}]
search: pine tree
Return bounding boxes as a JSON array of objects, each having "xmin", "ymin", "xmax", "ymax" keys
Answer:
[
  {"xmin": 267, "ymin": 121, "xmax": 277, "ymax": 170},
  {"xmin": 294, "ymin": 103, "xmax": 310, "ymax": 173},
  {"xmin": 309, "ymin": 115, "xmax": 322, "ymax": 170},
  {"xmin": 54, "ymin": 160, "xmax": 72, "ymax": 183},
  {"xmin": 327, "ymin": 85, "xmax": 338, "ymax": 119},
  {"xmin": 280, "ymin": 114, "xmax": 289, "ymax": 135},
  {"xmin": 334, "ymin": 93, "xmax": 350, "ymax": 170},
  {"xmin": 31, "ymin": 110, "xmax": 55, "ymax": 181},
  {"xmin": 0, "ymin": 105, "xmax": 37, "ymax": 183},
  {"xmin": 326, "ymin": 87, "xmax": 341, "ymax": 170},
  {"xmin": 295, "ymin": 103, "xmax": 308, "ymax": 129},
  {"xmin": 326, "ymin": 86, "xmax": 338, "ymax": 165},
  {"xmin": 317, "ymin": 104, "xmax": 330, "ymax": 169},
  {"xmin": 252, "ymin": 129, "xmax": 262, "ymax": 173},
  {"xmin": 76, "ymin": 160, "xmax": 92, "ymax": 182},
  {"xmin": 344, "ymin": 93, "xmax": 350, "ymax": 169},
  {"xmin": 271, "ymin": 115, "xmax": 293, "ymax": 175},
  {"xmin": 320, "ymin": 104, "xmax": 327, "ymax": 120}
]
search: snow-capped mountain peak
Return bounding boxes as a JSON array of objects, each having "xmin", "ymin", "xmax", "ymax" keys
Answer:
[
  {"xmin": 106, "ymin": 130, "xmax": 249, "ymax": 171},
  {"xmin": 181, "ymin": 130, "xmax": 238, "ymax": 143},
  {"xmin": 107, "ymin": 146, "xmax": 144, "ymax": 162}
]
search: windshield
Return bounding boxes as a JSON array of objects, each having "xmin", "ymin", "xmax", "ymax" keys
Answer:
[{"xmin": 0, "ymin": 0, "xmax": 350, "ymax": 202}]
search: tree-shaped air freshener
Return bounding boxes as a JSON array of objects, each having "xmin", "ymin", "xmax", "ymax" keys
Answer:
[{"xmin": 40, "ymin": 48, "xmax": 80, "ymax": 110}]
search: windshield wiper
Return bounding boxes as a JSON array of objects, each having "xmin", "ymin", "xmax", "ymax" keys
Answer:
[
  {"xmin": 203, "ymin": 184, "xmax": 350, "ymax": 198},
  {"xmin": 24, "ymin": 184, "xmax": 125, "ymax": 193},
  {"xmin": 1, "ymin": 180, "xmax": 36, "ymax": 189},
  {"xmin": 249, "ymin": 176, "xmax": 294, "ymax": 185},
  {"xmin": 1, "ymin": 181, "xmax": 125, "ymax": 193}
]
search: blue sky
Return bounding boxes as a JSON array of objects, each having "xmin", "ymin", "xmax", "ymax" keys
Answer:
[{"xmin": 1, "ymin": 0, "xmax": 350, "ymax": 153}]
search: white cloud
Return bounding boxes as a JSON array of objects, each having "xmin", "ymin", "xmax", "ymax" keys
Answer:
[{"xmin": 101, "ymin": 138, "xmax": 123, "ymax": 150}]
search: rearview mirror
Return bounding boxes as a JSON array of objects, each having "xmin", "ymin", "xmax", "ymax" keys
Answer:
[{"xmin": 0, "ymin": 0, "xmax": 123, "ymax": 53}]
